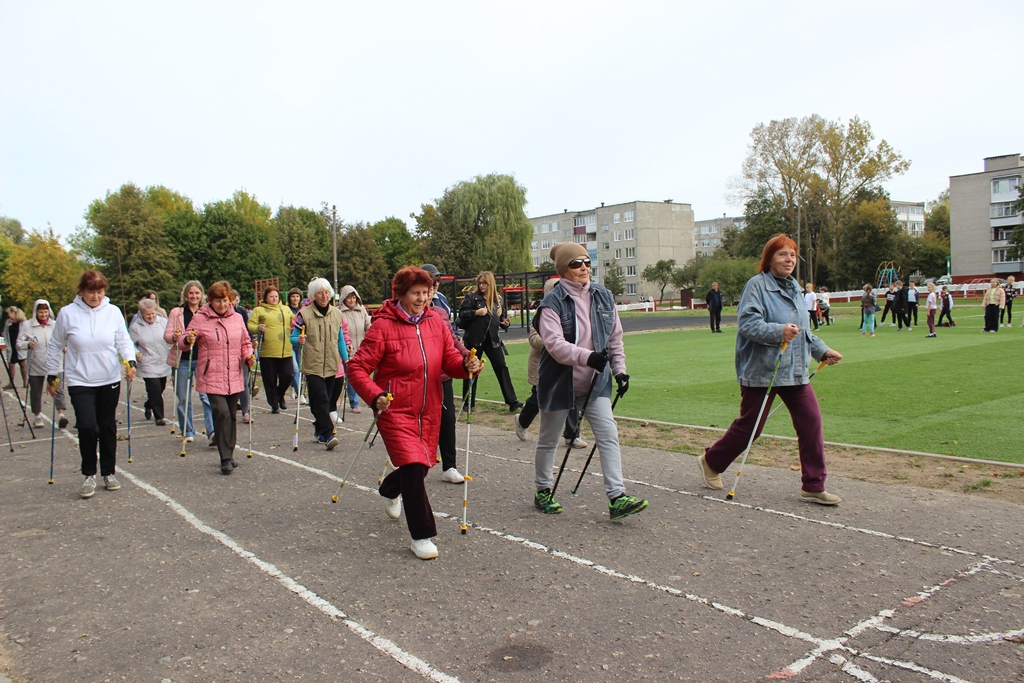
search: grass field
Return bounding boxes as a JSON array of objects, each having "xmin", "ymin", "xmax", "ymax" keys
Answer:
[{"xmin": 468, "ymin": 304, "xmax": 1024, "ymax": 463}]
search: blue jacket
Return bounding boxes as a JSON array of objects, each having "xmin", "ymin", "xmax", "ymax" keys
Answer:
[{"xmin": 735, "ymin": 271, "xmax": 829, "ymax": 387}]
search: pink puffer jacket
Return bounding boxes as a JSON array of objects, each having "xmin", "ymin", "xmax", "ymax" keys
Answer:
[{"xmin": 178, "ymin": 304, "xmax": 253, "ymax": 396}]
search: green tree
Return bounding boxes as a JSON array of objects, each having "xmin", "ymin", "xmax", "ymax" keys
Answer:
[
  {"xmin": 924, "ymin": 189, "xmax": 950, "ymax": 239},
  {"xmin": 696, "ymin": 253, "xmax": 760, "ymax": 305},
  {"xmin": 369, "ymin": 216, "xmax": 417, "ymax": 275},
  {"xmin": 147, "ymin": 186, "xmax": 201, "ymax": 300},
  {"xmin": 1008, "ymin": 185, "xmax": 1024, "ymax": 260},
  {"xmin": 641, "ymin": 259, "xmax": 677, "ymax": 302},
  {"xmin": 0, "ymin": 217, "xmax": 25, "ymax": 245},
  {"xmin": 898, "ymin": 230, "xmax": 950, "ymax": 280},
  {"xmin": 537, "ymin": 260, "xmax": 554, "ymax": 272},
  {"xmin": 198, "ymin": 191, "xmax": 285, "ymax": 304},
  {"xmin": 419, "ymin": 174, "xmax": 533, "ymax": 276},
  {"xmin": 833, "ymin": 190, "xmax": 904, "ymax": 289},
  {"xmin": 603, "ymin": 260, "xmax": 625, "ymax": 297},
  {"xmin": 672, "ymin": 253, "xmax": 711, "ymax": 291},
  {"xmin": 734, "ymin": 190, "xmax": 789, "ymax": 259},
  {"xmin": 85, "ymin": 183, "xmax": 179, "ymax": 314},
  {"xmin": 336, "ymin": 223, "xmax": 389, "ymax": 303},
  {"xmin": 2, "ymin": 229, "xmax": 80, "ymax": 310},
  {"xmin": 276, "ymin": 205, "xmax": 331, "ymax": 288}
]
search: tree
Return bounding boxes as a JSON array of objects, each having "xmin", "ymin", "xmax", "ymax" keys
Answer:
[
  {"xmin": 369, "ymin": 216, "xmax": 418, "ymax": 275},
  {"xmin": 672, "ymin": 253, "xmax": 711, "ymax": 291},
  {"xmin": 1009, "ymin": 185, "xmax": 1024, "ymax": 260},
  {"xmin": 336, "ymin": 223, "xmax": 389, "ymax": 303},
  {"xmin": 2, "ymin": 229, "xmax": 80, "ymax": 310},
  {"xmin": 898, "ymin": 230, "xmax": 950, "ymax": 280},
  {"xmin": 419, "ymin": 174, "xmax": 533, "ymax": 276},
  {"xmin": 603, "ymin": 260, "xmax": 625, "ymax": 298},
  {"xmin": 832, "ymin": 189, "xmax": 904, "ymax": 289},
  {"xmin": 924, "ymin": 189, "xmax": 950, "ymax": 239},
  {"xmin": 0, "ymin": 217, "xmax": 25, "ymax": 245},
  {"xmin": 148, "ymin": 186, "xmax": 201, "ymax": 301},
  {"xmin": 641, "ymin": 259, "xmax": 677, "ymax": 302},
  {"xmin": 85, "ymin": 183, "xmax": 179, "ymax": 314},
  {"xmin": 733, "ymin": 190, "xmax": 789, "ymax": 259},
  {"xmin": 276, "ymin": 205, "xmax": 331, "ymax": 288},
  {"xmin": 696, "ymin": 253, "xmax": 759, "ymax": 305},
  {"xmin": 537, "ymin": 260, "xmax": 554, "ymax": 272}
]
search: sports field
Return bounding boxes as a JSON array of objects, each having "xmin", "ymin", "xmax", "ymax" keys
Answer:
[{"xmin": 470, "ymin": 305, "xmax": 1024, "ymax": 463}]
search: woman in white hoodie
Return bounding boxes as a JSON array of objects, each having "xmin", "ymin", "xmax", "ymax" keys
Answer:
[
  {"xmin": 16, "ymin": 299, "xmax": 68, "ymax": 429},
  {"xmin": 46, "ymin": 271, "xmax": 137, "ymax": 499}
]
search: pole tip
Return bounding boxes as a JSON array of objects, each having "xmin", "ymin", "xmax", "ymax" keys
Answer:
[
  {"xmin": 725, "ymin": 492, "xmax": 734, "ymax": 500},
  {"xmin": 48, "ymin": 479, "xmax": 53, "ymax": 484},
  {"xmin": 461, "ymin": 528, "xmax": 467, "ymax": 535},
  {"xmin": 292, "ymin": 446, "xmax": 298, "ymax": 452},
  {"xmin": 127, "ymin": 457, "xmax": 132, "ymax": 463},
  {"xmin": 331, "ymin": 496, "xmax": 338, "ymax": 503}
]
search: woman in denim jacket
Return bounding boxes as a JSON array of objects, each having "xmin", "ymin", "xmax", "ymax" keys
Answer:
[{"xmin": 697, "ymin": 234, "xmax": 844, "ymax": 505}]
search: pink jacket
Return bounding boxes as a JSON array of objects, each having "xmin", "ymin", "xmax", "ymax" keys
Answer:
[
  {"xmin": 334, "ymin": 318, "xmax": 353, "ymax": 379},
  {"xmin": 178, "ymin": 304, "xmax": 253, "ymax": 396}
]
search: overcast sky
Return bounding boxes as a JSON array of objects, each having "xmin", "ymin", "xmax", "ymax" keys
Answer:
[{"xmin": 2, "ymin": 1, "xmax": 1022, "ymax": 241}]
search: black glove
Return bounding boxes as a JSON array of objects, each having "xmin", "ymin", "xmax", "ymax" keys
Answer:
[
  {"xmin": 586, "ymin": 350, "xmax": 608, "ymax": 372},
  {"xmin": 615, "ymin": 373, "xmax": 630, "ymax": 396},
  {"xmin": 46, "ymin": 375, "xmax": 58, "ymax": 386}
]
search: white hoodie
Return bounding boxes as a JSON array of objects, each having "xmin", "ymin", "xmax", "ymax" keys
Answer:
[
  {"xmin": 16, "ymin": 299, "xmax": 56, "ymax": 377},
  {"xmin": 46, "ymin": 295, "xmax": 137, "ymax": 387}
]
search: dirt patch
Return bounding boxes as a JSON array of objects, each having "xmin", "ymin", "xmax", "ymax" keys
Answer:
[{"xmin": 475, "ymin": 405, "xmax": 1024, "ymax": 507}]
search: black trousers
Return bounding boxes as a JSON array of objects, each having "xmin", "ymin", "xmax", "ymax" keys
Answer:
[
  {"xmin": 896, "ymin": 310, "xmax": 910, "ymax": 329},
  {"xmin": 880, "ymin": 301, "xmax": 892, "ymax": 323},
  {"xmin": 938, "ymin": 308, "xmax": 954, "ymax": 326},
  {"xmin": 907, "ymin": 302, "xmax": 918, "ymax": 326},
  {"xmin": 439, "ymin": 378, "xmax": 457, "ymax": 471},
  {"xmin": 984, "ymin": 304, "xmax": 1000, "ymax": 332},
  {"xmin": 305, "ymin": 374, "xmax": 335, "ymax": 437},
  {"xmin": 708, "ymin": 307, "xmax": 721, "ymax": 331},
  {"xmin": 68, "ymin": 383, "xmax": 120, "ymax": 477},
  {"xmin": 379, "ymin": 463, "xmax": 435, "ymax": 540},
  {"xmin": 808, "ymin": 311, "xmax": 818, "ymax": 330},
  {"xmin": 259, "ymin": 357, "xmax": 294, "ymax": 410},
  {"xmin": 207, "ymin": 393, "xmax": 240, "ymax": 463},
  {"xmin": 463, "ymin": 341, "xmax": 518, "ymax": 408},
  {"xmin": 143, "ymin": 377, "xmax": 167, "ymax": 421},
  {"xmin": 517, "ymin": 385, "xmax": 578, "ymax": 439},
  {"xmin": 1001, "ymin": 301, "xmax": 1014, "ymax": 325},
  {"xmin": 820, "ymin": 308, "xmax": 830, "ymax": 325}
]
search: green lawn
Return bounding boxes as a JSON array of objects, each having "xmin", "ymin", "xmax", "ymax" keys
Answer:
[{"xmin": 470, "ymin": 306, "xmax": 1024, "ymax": 463}]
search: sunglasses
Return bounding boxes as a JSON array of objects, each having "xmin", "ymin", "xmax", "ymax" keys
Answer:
[{"xmin": 567, "ymin": 258, "xmax": 592, "ymax": 269}]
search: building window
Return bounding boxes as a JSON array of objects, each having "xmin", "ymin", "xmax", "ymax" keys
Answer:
[
  {"xmin": 614, "ymin": 231, "xmax": 622, "ymax": 242},
  {"xmin": 625, "ymin": 247, "xmax": 636, "ymax": 258},
  {"xmin": 996, "ymin": 227, "xmax": 1015, "ymax": 240},
  {"xmin": 623, "ymin": 210, "xmax": 634, "ymax": 222},
  {"xmin": 991, "ymin": 202, "xmax": 1019, "ymax": 218},
  {"xmin": 614, "ymin": 248, "xmax": 622, "ymax": 259},
  {"xmin": 613, "ymin": 213, "xmax": 621, "ymax": 224},
  {"xmin": 711, "ymin": 225, "xmax": 719, "ymax": 233},
  {"xmin": 541, "ymin": 223, "xmax": 550, "ymax": 233},
  {"xmin": 573, "ymin": 234, "xmax": 587, "ymax": 244},
  {"xmin": 531, "ymin": 241, "xmax": 538, "ymax": 250},
  {"xmin": 626, "ymin": 284, "xmax": 637, "ymax": 295},
  {"xmin": 541, "ymin": 239, "xmax": 550, "ymax": 249},
  {"xmin": 625, "ymin": 265, "xmax": 637, "ymax": 276},
  {"xmin": 551, "ymin": 221, "xmax": 558, "ymax": 231},
  {"xmin": 533, "ymin": 256, "xmax": 539, "ymax": 267},
  {"xmin": 711, "ymin": 239, "xmax": 719, "ymax": 246},
  {"xmin": 602, "ymin": 242, "xmax": 610, "ymax": 250},
  {"xmin": 534, "ymin": 224, "xmax": 539, "ymax": 234},
  {"xmin": 601, "ymin": 224, "xmax": 609, "ymax": 232},
  {"xmin": 702, "ymin": 239, "xmax": 710, "ymax": 247},
  {"xmin": 993, "ymin": 177, "xmax": 1021, "ymax": 195},
  {"xmin": 994, "ymin": 248, "xmax": 1014, "ymax": 263},
  {"xmin": 625, "ymin": 228, "xmax": 635, "ymax": 240},
  {"xmin": 551, "ymin": 238, "xmax": 558, "ymax": 245}
]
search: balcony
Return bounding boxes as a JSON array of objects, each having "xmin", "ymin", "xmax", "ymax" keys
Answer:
[{"xmin": 993, "ymin": 261, "xmax": 1023, "ymax": 274}]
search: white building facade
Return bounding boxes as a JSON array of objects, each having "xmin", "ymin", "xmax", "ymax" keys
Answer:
[
  {"xmin": 949, "ymin": 154, "xmax": 1024, "ymax": 280},
  {"xmin": 693, "ymin": 215, "xmax": 745, "ymax": 256},
  {"xmin": 890, "ymin": 200, "xmax": 925, "ymax": 237}
]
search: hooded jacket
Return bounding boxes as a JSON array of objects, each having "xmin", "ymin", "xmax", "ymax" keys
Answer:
[
  {"xmin": 347, "ymin": 300, "xmax": 470, "ymax": 468},
  {"xmin": 177, "ymin": 303, "xmax": 253, "ymax": 395},
  {"xmin": 17, "ymin": 300, "xmax": 57, "ymax": 377},
  {"xmin": 338, "ymin": 285, "xmax": 372, "ymax": 353},
  {"xmin": 246, "ymin": 300, "xmax": 294, "ymax": 358},
  {"xmin": 128, "ymin": 312, "xmax": 171, "ymax": 379},
  {"xmin": 45, "ymin": 295, "xmax": 137, "ymax": 387}
]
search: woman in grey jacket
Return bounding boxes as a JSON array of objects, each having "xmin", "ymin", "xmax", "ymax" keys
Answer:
[
  {"xmin": 697, "ymin": 234, "xmax": 843, "ymax": 505},
  {"xmin": 129, "ymin": 297, "xmax": 171, "ymax": 426}
]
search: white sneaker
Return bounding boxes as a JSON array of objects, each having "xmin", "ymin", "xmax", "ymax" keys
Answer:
[
  {"xmin": 34, "ymin": 414, "xmax": 44, "ymax": 428},
  {"xmin": 565, "ymin": 436, "xmax": 588, "ymax": 449},
  {"xmin": 383, "ymin": 494, "xmax": 402, "ymax": 519},
  {"xmin": 184, "ymin": 436, "xmax": 194, "ymax": 443},
  {"xmin": 80, "ymin": 475, "xmax": 97, "ymax": 499},
  {"xmin": 330, "ymin": 411, "xmax": 339, "ymax": 424},
  {"xmin": 208, "ymin": 432, "xmax": 217, "ymax": 447},
  {"xmin": 410, "ymin": 538, "xmax": 438, "ymax": 560},
  {"xmin": 300, "ymin": 395, "xmax": 308, "ymax": 405},
  {"xmin": 514, "ymin": 413, "xmax": 527, "ymax": 441},
  {"xmin": 441, "ymin": 467, "xmax": 465, "ymax": 484},
  {"xmin": 103, "ymin": 474, "xmax": 121, "ymax": 491}
]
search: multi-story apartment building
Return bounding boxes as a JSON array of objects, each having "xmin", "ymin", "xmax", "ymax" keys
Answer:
[
  {"xmin": 528, "ymin": 200, "xmax": 695, "ymax": 300},
  {"xmin": 693, "ymin": 215, "xmax": 745, "ymax": 256},
  {"xmin": 949, "ymin": 154, "xmax": 1024, "ymax": 280},
  {"xmin": 890, "ymin": 200, "xmax": 926, "ymax": 237}
]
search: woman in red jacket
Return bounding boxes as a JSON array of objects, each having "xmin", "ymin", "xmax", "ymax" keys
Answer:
[
  {"xmin": 348, "ymin": 267, "xmax": 482, "ymax": 560},
  {"xmin": 180, "ymin": 281, "xmax": 255, "ymax": 475}
]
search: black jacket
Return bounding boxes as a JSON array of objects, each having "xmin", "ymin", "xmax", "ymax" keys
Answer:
[
  {"xmin": 893, "ymin": 287, "xmax": 908, "ymax": 313},
  {"xmin": 458, "ymin": 291, "xmax": 508, "ymax": 349},
  {"xmin": 705, "ymin": 289, "xmax": 723, "ymax": 309}
]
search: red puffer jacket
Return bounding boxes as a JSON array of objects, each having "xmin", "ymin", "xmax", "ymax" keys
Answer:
[{"xmin": 347, "ymin": 300, "xmax": 470, "ymax": 468}]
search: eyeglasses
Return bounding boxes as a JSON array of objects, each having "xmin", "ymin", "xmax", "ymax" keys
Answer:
[{"xmin": 567, "ymin": 258, "xmax": 592, "ymax": 269}]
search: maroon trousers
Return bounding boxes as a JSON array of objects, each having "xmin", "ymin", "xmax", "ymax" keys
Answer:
[{"xmin": 704, "ymin": 383, "xmax": 827, "ymax": 492}]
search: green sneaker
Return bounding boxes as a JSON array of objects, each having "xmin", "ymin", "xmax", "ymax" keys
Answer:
[
  {"xmin": 534, "ymin": 489, "xmax": 562, "ymax": 514},
  {"xmin": 608, "ymin": 494, "xmax": 648, "ymax": 520}
]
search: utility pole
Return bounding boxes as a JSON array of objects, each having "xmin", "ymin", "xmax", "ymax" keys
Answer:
[{"xmin": 332, "ymin": 204, "xmax": 338, "ymax": 299}]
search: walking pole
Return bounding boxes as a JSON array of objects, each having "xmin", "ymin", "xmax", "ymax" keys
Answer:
[
  {"xmin": 339, "ymin": 375, "xmax": 347, "ymax": 425},
  {"xmin": 461, "ymin": 350, "xmax": 483, "ymax": 535},
  {"xmin": 0, "ymin": 381, "xmax": 11, "ymax": 452},
  {"xmin": 331, "ymin": 391, "xmax": 392, "ymax": 503},
  {"xmin": 180, "ymin": 337, "xmax": 196, "ymax": 457},
  {"xmin": 122, "ymin": 360, "xmax": 133, "ymax": 463},
  {"xmin": 48, "ymin": 377, "xmax": 59, "ymax": 483},
  {"xmin": 247, "ymin": 331, "xmax": 262, "ymax": 458},
  {"xmin": 726, "ymin": 341, "xmax": 789, "ymax": 501},
  {"xmin": 551, "ymin": 352, "xmax": 606, "ymax": 498},
  {"xmin": 293, "ymin": 326, "xmax": 305, "ymax": 452},
  {"xmin": 765, "ymin": 359, "xmax": 826, "ymax": 422},
  {"xmin": 170, "ymin": 334, "xmax": 182, "ymax": 434},
  {"xmin": 0, "ymin": 352, "xmax": 35, "ymax": 439},
  {"xmin": 571, "ymin": 388, "xmax": 624, "ymax": 495}
]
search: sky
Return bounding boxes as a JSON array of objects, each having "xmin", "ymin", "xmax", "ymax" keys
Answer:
[{"xmin": 2, "ymin": 1, "xmax": 1022, "ymax": 242}]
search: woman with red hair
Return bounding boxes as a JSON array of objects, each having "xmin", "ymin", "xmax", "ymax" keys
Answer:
[
  {"xmin": 696, "ymin": 235, "xmax": 844, "ymax": 505},
  {"xmin": 348, "ymin": 267, "xmax": 481, "ymax": 560}
]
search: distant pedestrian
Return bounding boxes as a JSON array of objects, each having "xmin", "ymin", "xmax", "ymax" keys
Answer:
[
  {"xmin": 4, "ymin": 306, "xmax": 28, "ymax": 389},
  {"xmin": 817, "ymin": 286, "xmax": 831, "ymax": 326},
  {"xmin": 880, "ymin": 283, "xmax": 896, "ymax": 325},
  {"xmin": 247, "ymin": 286, "xmax": 294, "ymax": 414},
  {"xmin": 906, "ymin": 282, "xmax": 919, "ymax": 327},
  {"xmin": 803, "ymin": 283, "xmax": 819, "ymax": 330},
  {"xmin": 706, "ymin": 281, "xmax": 723, "ymax": 333},
  {"xmin": 937, "ymin": 286, "xmax": 955, "ymax": 327},
  {"xmin": 924, "ymin": 282, "xmax": 938, "ymax": 338},
  {"xmin": 337, "ymin": 284, "xmax": 372, "ymax": 414},
  {"xmin": 893, "ymin": 280, "xmax": 910, "ymax": 331},
  {"xmin": 1001, "ymin": 276, "xmax": 1016, "ymax": 327},
  {"xmin": 291, "ymin": 278, "xmax": 346, "ymax": 449},
  {"xmin": 287, "ymin": 287, "xmax": 304, "ymax": 402},
  {"xmin": 128, "ymin": 297, "xmax": 171, "ymax": 426},
  {"xmin": 458, "ymin": 271, "xmax": 522, "ymax": 412},
  {"xmin": 982, "ymin": 279, "xmax": 1005, "ymax": 333},
  {"xmin": 17, "ymin": 300, "xmax": 68, "ymax": 429},
  {"xmin": 860, "ymin": 284, "xmax": 876, "ymax": 337},
  {"xmin": 231, "ymin": 292, "xmax": 254, "ymax": 424},
  {"xmin": 165, "ymin": 281, "xmax": 214, "ymax": 443}
]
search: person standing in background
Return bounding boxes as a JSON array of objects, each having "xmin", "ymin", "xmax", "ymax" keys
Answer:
[
  {"xmin": 4, "ymin": 307, "xmax": 28, "ymax": 389},
  {"xmin": 17, "ymin": 300, "xmax": 68, "ymax": 429},
  {"xmin": 938, "ymin": 286, "xmax": 955, "ymax": 327},
  {"xmin": 337, "ymin": 284, "xmax": 372, "ymax": 414},
  {"xmin": 817, "ymin": 286, "xmax": 831, "ymax": 326},
  {"xmin": 906, "ymin": 282, "xmax": 919, "ymax": 327},
  {"xmin": 1001, "ymin": 276, "xmax": 1016, "ymax": 327},
  {"xmin": 248, "ymin": 286, "xmax": 294, "ymax": 415},
  {"xmin": 860, "ymin": 284, "xmax": 876, "ymax": 337},
  {"xmin": 924, "ymin": 282, "xmax": 938, "ymax": 338},
  {"xmin": 803, "ymin": 283, "xmax": 819, "ymax": 331},
  {"xmin": 880, "ymin": 283, "xmax": 896, "ymax": 326},
  {"xmin": 706, "ymin": 281, "xmax": 723, "ymax": 333},
  {"xmin": 982, "ymin": 278, "xmax": 1005, "ymax": 332}
]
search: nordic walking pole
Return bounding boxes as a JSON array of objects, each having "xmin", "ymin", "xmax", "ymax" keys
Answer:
[
  {"xmin": 331, "ymin": 390, "xmax": 393, "ymax": 503},
  {"xmin": 170, "ymin": 334, "xmax": 182, "ymax": 434},
  {"xmin": 571, "ymin": 388, "xmax": 624, "ymax": 495},
  {"xmin": 726, "ymin": 341, "xmax": 789, "ymax": 501},
  {"xmin": 551, "ymin": 350, "xmax": 606, "ymax": 498},
  {"xmin": 0, "ymin": 386, "xmax": 11, "ymax": 453},
  {"xmin": 180, "ymin": 336, "xmax": 196, "ymax": 457},
  {"xmin": 48, "ymin": 377, "xmax": 59, "ymax": 483},
  {"xmin": 293, "ymin": 326, "xmax": 305, "ymax": 452},
  {"xmin": 461, "ymin": 349, "xmax": 484, "ymax": 535},
  {"xmin": 765, "ymin": 359, "xmax": 826, "ymax": 422},
  {"xmin": 246, "ymin": 329, "xmax": 262, "ymax": 459},
  {"xmin": 0, "ymin": 352, "xmax": 35, "ymax": 439},
  {"xmin": 122, "ymin": 360, "xmax": 133, "ymax": 463},
  {"xmin": 339, "ymin": 375, "xmax": 347, "ymax": 425}
]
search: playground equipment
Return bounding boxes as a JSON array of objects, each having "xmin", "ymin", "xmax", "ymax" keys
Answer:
[{"xmin": 875, "ymin": 261, "xmax": 901, "ymax": 290}]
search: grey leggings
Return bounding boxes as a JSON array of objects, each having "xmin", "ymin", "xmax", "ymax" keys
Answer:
[{"xmin": 29, "ymin": 375, "xmax": 66, "ymax": 416}]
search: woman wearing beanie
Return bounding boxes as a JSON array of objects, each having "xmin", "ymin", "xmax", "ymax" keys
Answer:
[
  {"xmin": 457, "ymin": 271, "xmax": 522, "ymax": 412},
  {"xmin": 532, "ymin": 243, "xmax": 648, "ymax": 521}
]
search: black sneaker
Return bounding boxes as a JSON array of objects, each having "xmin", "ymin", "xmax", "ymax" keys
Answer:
[
  {"xmin": 534, "ymin": 489, "xmax": 562, "ymax": 514},
  {"xmin": 608, "ymin": 494, "xmax": 648, "ymax": 520}
]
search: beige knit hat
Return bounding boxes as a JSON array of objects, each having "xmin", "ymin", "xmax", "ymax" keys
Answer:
[{"xmin": 550, "ymin": 242, "xmax": 589, "ymax": 276}]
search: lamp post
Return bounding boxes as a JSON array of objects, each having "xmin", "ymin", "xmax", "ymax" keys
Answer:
[{"xmin": 332, "ymin": 204, "xmax": 338, "ymax": 298}]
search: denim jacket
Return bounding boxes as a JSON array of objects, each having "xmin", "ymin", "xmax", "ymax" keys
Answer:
[{"xmin": 735, "ymin": 271, "xmax": 829, "ymax": 387}]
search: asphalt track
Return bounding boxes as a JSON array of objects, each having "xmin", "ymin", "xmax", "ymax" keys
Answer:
[{"xmin": 1, "ymin": 378, "xmax": 1022, "ymax": 683}]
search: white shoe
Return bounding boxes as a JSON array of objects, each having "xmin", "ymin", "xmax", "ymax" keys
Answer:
[
  {"xmin": 184, "ymin": 436, "xmax": 194, "ymax": 443},
  {"xmin": 514, "ymin": 413, "xmax": 527, "ymax": 441},
  {"xmin": 383, "ymin": 494, "xmax": 402, "ymax": 519},
  {"xmin": 300, "ymin": 395, "xmax": 308, "ymax": 405},
  {"xmin": 330, "ymin": 411, "xmax": 339, "ymax": 424},
  {"xmin": 565, "ymin": 436, "xmax": 588, "ymax": 449},
  {"xmin": 208, "ymin": 432, "xmax": 217, "ymax": 447},
  {"xmin": 34, "ymin": 414, "xmax": 44, "ymax": 428},
  {"xmin": 410, "ymin": 538, "xmax": 438, "ymax": 560},
  {"xmin": 80, "ymin": 475, "xmax": 97, "ymax": 499},
  {"xmin": 103, "ymin": 474, "xmax": 121, "ymax": 491},
  {"xmin": 441, "ymin": 467, "xmax": 465, "ymax": 484}
]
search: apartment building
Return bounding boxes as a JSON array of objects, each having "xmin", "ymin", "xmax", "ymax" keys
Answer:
[
  {"xmin": 949, "ymin": 154, "xmax": 1024, "ymax": 280},
  {"xmin": 890, "ymin": 200, "xmax": 926, "ymax": 237},
  {"xmin": 693, "ymin": 215, "xmax": 745, "ymax": 256},
  {"xmin": 529, "ymin": 200, "xmax": 696, "ymax": 300}
]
